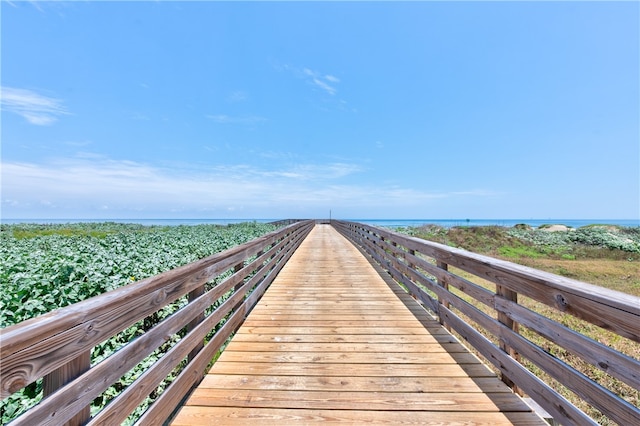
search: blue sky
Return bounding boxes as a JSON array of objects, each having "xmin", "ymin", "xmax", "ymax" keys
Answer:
[{"xmin": 2, "ymin": 1, "xmax": 638, "ymax": 220}]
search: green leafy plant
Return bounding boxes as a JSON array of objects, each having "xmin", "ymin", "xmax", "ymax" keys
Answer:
[{"xmin": 0, "ymin": 221, "xmax": 276, "ymax": 424}]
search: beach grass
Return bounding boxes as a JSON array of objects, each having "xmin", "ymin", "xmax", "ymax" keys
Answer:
[{"xmin": 404, "ymin": 223, "xmax": 640, "ymax": 424}]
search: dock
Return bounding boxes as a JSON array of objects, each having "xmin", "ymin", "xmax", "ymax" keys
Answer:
[
  {"xmin": 171, "ymin": 225, "xmax": 545, "ymax": 424},
  {"xmin": 4, "ymin": 221, "xmax": 636, "ymax": 425}
]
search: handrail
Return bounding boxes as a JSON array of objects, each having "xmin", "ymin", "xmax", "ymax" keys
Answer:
[
  {"xmin": 333, "ymin": 220, "xmax": 640, "ymax": 426},
  {"xmin": 268, "ymin": 219, "xmax": 307, "ymax": 227},
  {"xmin": 0, "ymin": 220, "xmax": 315, "ymax": 425}
]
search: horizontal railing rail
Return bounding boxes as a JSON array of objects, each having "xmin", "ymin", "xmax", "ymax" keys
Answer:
[
  {"xmin": 0, "ymin": 220, "xmax": 315, "ymax": 426},
  {"xmin": 333, "ymin": 220, "xmax": 640, "ymax": 426},
  {"xmin": 267, "ymin": 219, "xmax": 307, "ymax": 227}
]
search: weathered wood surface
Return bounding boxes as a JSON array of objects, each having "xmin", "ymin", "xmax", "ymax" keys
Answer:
[
  {"xmin": 171, "ymin": 225, "xmax": 545, "ymax": 425},
  {"xmin": 1, "ymin": 220, "xmax": 314, "ymax": 426},
  {"xmin": 333, "ymin": 221, "xmax": 640, "ymax": 426},
  {"xmin": 337, "ymin": 222, "xmax": 640, "ymax": 343},
  {"xmin": 1, "ymin": 222, "xmax": 309, "ymax": 398}
]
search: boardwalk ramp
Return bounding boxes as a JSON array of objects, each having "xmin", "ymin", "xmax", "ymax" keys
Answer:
[{"xmin": 172, "ymin": 225, "xmax": 545, "ymax": 425}]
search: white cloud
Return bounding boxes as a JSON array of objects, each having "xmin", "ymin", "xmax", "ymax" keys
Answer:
[
  {"xmin": 27, "ymin": 1, "xmax": 45, "ymax": 13},
  {"xmin": 273, "ymin": 163, "xmax": 362, "ymax": 180},
  {"xmin": 312, "ymin": 78, "xmax": 337, "ymax": 95},
  {"xmin": 1, "ymin": 86, "xmax": 70, "ymax": 125},
  {"xmin": 301, "ymin": 68, "xmax": 339, "ymax": 95},
  {"xmin": 130, "ymin": 112, "xmax": 151, "ymax": 121},
  {"xmin": 227, "ymin": 91, "xmax": 248, "ymax": 102},
  {"xmin": 64, "ymin": 140, "xmax": 93, "ymax": 147},
  {"xmin": 206, "ymin": 114, "xmax": 267, "ymax": 125},
  {"xmin": 258, "ymin": 151, "xmax": 297, "ymax": 160},
  {"xmin": 277, "ymin": 64, "xmax": 340, "ymax": 96},
  {"xmin": 1, "ymin": 156, "xmax": 498, "ymax": 218}
]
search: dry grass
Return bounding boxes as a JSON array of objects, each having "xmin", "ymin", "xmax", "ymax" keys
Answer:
[
  {"xmin": 404, "ymin": 225, "xmax": 640, "ymax": 425},
  {"xmin": 446, "ymin": 265, "xmax": 639, "ymax": 425},
  {"xmin": 515, "ymin": 258, "xmax": 639, "ymax": 296}
]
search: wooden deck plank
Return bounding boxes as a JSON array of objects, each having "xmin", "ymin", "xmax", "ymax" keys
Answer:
[
  {"xmin": 172, "ymin": 407, "xmax": 546, "ymax": 425},
  {"xmin": 223, "ymin": 341, "xmax": 469, "ymax": 353},
  {"xmin": 216, "ymin": 350, "xmax": 481, "ymax": 364},
  {"xmin": 236, "ymin": 326, "xmax": 450, "ymax": 335},
  {"xmin": 206, "ymin": 361, "xmax": 500, "ymax": 378},
  {"xmin": 184, "ymin": 389, "xmax": 533, "ymax": 412},
  {"xmin": 230, "ymin": 333, "xmax": 458, "ymax": 344},
  {"xmin": 241, "ymin": 319, "xmax": 436, "ymax": 327},
  {"xmin": 171, "ymin": 225, "xmax": 546, "ymax": 425},
  {"xmin": 197, "ymin": 374, "xmax": 514, "ymax": 393},
  {"xmin": 245, "ymin": 314, "xmax": 421, "ymax": 321}
]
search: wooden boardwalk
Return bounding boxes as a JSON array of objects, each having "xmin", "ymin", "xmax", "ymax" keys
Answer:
[{"xmin": 171, "ymin": 225, "xmax": 546, "ymax": 425}]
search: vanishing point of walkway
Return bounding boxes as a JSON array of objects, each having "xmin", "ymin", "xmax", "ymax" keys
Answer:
[{"xmin": 171, "ymin": 225, "xmax": 546, "ymax": 425}]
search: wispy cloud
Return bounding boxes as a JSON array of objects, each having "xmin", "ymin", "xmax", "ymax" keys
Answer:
[
  {"xmin": 1, "ymin": 86, "xmax": 69, "ymax": 125},
  {"xmin": 207, "ymin": 161, "xmax": 361, "ymax": 181},
  {"xmin": 1, "ymin": 156, "xmax": 499, "ymax": 218},
  {"xmin": 227, "ymin": 91, "xmax": 248, "ymax": 102},
  {"xmin": 302, "ymin": 68, "xmax": 339, "ymax": 95},
  {"xmin": 264, "ymin": 163, "xmax": 362, "ymax": 180},
  {"xmin": 64, "ymin": 140, "xmax": 93, "ymax": 148},
  {"xmin": 258, "ymin": 151, "xmax": 297, "ymax": 161},
  {"xmin": 207, "ymin": 114, "xmax": 267, "ymax": 125},
  {"xmin": 1, "ymin": 157, "xmax": 357, "ymax": 216},
  {"xmin": 130, "ymin": 112, "xmax": 151, "ymax": 121},
  {"xmin": 274, "ymin": 62, "xmax": 341, "ymax": 97}
]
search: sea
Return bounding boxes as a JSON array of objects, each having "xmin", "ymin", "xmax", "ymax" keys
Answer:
[{"xmin": 2, "ymin": 218, "xmax": 639, "ymax": 228}]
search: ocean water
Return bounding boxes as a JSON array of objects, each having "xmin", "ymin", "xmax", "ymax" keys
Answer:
[{"xmin": 2, "ymin": 218, "xmax": 638, "ymax": 228}]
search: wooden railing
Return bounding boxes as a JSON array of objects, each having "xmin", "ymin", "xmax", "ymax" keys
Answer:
[
  {"xmin": 333, "ymin": 220, "xmax": 640, "ymax": 426},
  {"xmin": 267, "ymin": 219, "xmax": 307, "ymax": 227},
  {"xmin": 0, "ymin": 220, "xmax": 314, "ymax": 426}
]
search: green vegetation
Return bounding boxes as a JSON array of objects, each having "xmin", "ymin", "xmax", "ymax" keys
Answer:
[
  {"xmin": 404, "ymin": 223, "xmax": 640, "ymax": 260},
  {"xmin": 2, "ymin": 221, "xmax": 637, "ymax": 424},
  {"xmin": 401, "ymin": 223, "xmax": 640, "ymax": 296},
  {"xmin": 399, "ymin": 223, "xmax": 640, "ymax": 423},
  {"xmin": 8, "ymin": 222, "xmax": 157, "ymax": 240},
  {"xmin": 0, "ymin": 221, "xmax": 276, "ymax": 424}
]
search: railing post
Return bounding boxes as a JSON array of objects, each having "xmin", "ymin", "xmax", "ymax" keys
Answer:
[
  {"xmin": 496, "ymin": 284, "xmax": 521, "ymax": 395},
  {"xmin": 43, "ymin": 351, "xmax": 91, "ymax": 426},
  {"xmin": 436, "ymin": 261, "xmax": 450, "ymax": 329},
  {"xmin": 406, "ymin": 249, "xmax": 419, "ymax": 301},
  {"xmin": 186, "ymin": 284, "xmax": 205, "ymax": 363},
  {"xmin": 407, "ymin": 249, "xmax": 415, "ymax": 268},
  {"xmin": 255, "ymin": 249, "xmax": 265, "ymax": 274},
  {"xmin": 232, "ymin": 261, "xmax": 246, "ymax": 312}
]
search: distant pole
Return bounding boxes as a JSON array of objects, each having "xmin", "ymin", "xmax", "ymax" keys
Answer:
[{"xmin": 329, "ymin": 209, "xmax": 332, "ymax": 223}]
